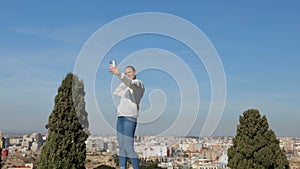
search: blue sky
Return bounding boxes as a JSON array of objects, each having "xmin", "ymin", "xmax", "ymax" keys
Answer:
[{"xmin": 1, "ymin": 1, "xmax": 300, "ymax": 137}]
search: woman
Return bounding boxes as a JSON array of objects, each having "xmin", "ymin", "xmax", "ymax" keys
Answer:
[{"xmin": 110, "ymin": 65, "xmax": 145, "ymax": 169}]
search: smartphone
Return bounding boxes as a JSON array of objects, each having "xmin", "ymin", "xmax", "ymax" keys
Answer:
[{"xmin": 110, "ymin": 60, "xmax": 116, "ymax": 68}]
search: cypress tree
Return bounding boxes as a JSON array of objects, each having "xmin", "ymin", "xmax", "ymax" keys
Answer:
[
  {"xmin": 37, "ymin": 73, "xmax": 89, "ymax": 169},
  {"xmin": 228, "ymin": 109, "xmax": 289, "ymax": 169}
]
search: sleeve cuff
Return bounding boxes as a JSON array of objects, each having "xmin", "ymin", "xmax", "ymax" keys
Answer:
[{"xmin": 118, "ymin": 72, "xmax": 124, "ymax": 79}]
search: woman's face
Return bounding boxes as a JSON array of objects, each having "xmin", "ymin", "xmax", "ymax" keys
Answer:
[{"xmin": 125, "ymin": 67, "xmax": 136, "ymax": 79}]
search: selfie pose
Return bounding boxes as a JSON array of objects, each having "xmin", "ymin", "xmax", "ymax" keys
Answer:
[{"xmin": 110, "ymin": 63, "xmax": 145, "ymax": 169}]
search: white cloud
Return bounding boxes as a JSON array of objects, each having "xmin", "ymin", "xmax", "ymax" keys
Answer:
[
  {"xmin": 227, "ymin": 75, "xmax": 251, "ymax": 84},
  {"xmin": 8, "ymin": 25, "xmax": 95, "ymax": 44}
]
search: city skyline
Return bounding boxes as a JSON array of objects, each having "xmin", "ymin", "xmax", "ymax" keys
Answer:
[
  {"xmin": 1, "ymin": 1, "xmax": 300, "ymax": 137},
  {"xmin": 1, "ymin": 130, "xmax": 300, "ymax": 168}
]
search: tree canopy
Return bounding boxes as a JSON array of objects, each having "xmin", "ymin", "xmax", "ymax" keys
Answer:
[
  {"xmin": 37, "ymin": 73, "xmax": 89, "ymax": 169},
  {"xmin": 228, "ymin": 109, "xmax": 289, "ymax": 169}
]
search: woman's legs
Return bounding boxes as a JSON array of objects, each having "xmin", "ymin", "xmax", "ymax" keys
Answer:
[
  {"xmin": 117, "ymin": 117, "xmax": 127, "ymax": 168},
  {"xmin": 117, "ymin": 116, "xmax": 140, "ymax": 169}
]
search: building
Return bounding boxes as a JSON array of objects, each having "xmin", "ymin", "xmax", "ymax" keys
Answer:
[
  {"xmin": 1, "ymin": 149, "xmax": 9, "ymax": 157},
  {"xmin": 8, "ymin": 163, "xmax": 33, "ymax": 169},
  {"xmin": 22, "ymin": 135, "xmax": 33, "ymax": 149},
  {"xmin": 31, "ymin": 142, "xmax": 40, "ymax": 152},
  {"xmin": 0, "ymin": 135, "xmax": 10, "ymax": 149},
  {"xmin": 0, "ymin": 130, "xmax": 3, "ymax": 148},
  {"xmin": 86, "ymin": 139, "xmax": 93, "ymax": 152},
  {"xmin": 158, "ymin": 162, "xmax": 173, "ymax": 169},
  {"xmin": 294, "ymin": 139, "xmax": 300, "ymax": 157},
  {"xmin": 279, "ymin": 137, "xmax": 294, "ymax": 153},
  {"xmin": 9, "ymin": 138, "xmax": 22, "ymax": 146},
  {"xmin": 179, "ymin": 143, "xmax": 189, "ymax": 151},
  {"xmin": 3, "ymin": 137, "xmax": 10, "ymax": 148},
  {"xmin": 86, "ymin": 138, "xmax": 106, "ymax": 152},
  {"xmin": 216, "ymin": 154, "xmax": 228, "ymax": 168},
  {"xmin": 135, "ymin": 145, "xmax": 167, "ymax": 158},
  {"xmin": 31, "ymin": 133, "xmax": 43, "ymax": 144},
  {"xmin": 198, "ymin": 166, "xmax": 218, "ymax": 169},
  {"xmin": 107, "ymin": 141, "xmax": 116, "ymax": 153},
  {"xmin": 29, "ymin": 133, "xmax": 43, "ymax": 152},
  {"xmin": 135, "ymin": 135, "xmax": 142, "ymax": 143}
]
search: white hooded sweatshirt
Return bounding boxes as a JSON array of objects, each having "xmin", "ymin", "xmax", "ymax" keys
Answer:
[{"xmin": 113, "ymin": 73, "xmax": 145, "ymax": 119}]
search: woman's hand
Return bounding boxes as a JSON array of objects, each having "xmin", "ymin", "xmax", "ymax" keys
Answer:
[{"xmin": 110, "ymin": 66, "xmax": 121, "ymax": 76}]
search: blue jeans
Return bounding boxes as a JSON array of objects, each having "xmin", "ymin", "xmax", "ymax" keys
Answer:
[{"xmin": 116, "ymin": 116, "xmax": 140, "ymax": 169}]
